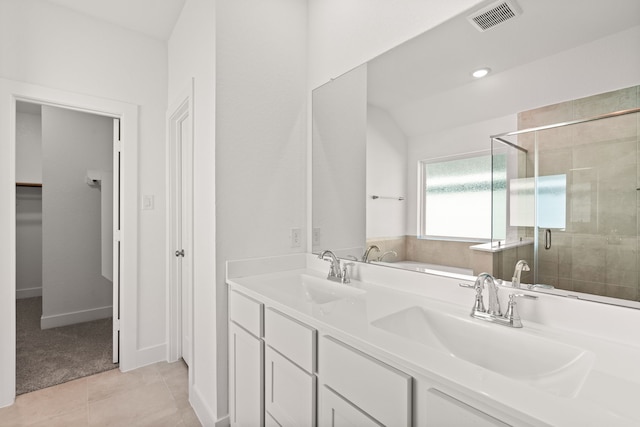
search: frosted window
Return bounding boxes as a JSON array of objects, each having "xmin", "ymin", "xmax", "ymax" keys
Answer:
[
  {"xmin": 421, "ymin": 154, "xmax": 505, "ymax": 240},
  {"xmin": 509, "ymin": 175, "xmax": 567, "ymax": 228}
]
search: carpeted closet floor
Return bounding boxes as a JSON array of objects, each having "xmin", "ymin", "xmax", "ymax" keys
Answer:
[{"xmin": 16, "ymin": 297, "xmax": 117, "ymax": 395}]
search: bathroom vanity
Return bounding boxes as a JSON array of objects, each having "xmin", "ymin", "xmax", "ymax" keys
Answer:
[{"xmin": 226, "ymin": 254, "xmax": 640, "ymax": 426}]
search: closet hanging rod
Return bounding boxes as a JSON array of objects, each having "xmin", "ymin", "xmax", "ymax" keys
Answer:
[{"xmin": 16, "ymin": 182, "xmax": 42, "ymax": 187}]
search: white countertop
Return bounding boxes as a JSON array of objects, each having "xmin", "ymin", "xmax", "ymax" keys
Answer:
[{"xmin": 226, "ymin": 254, "xmax": 640, "ymax": 426}]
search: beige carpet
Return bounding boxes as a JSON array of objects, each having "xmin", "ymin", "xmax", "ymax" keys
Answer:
[{"xmin": 16, "ymin": 297, "xmax": 117, "ymax": 395}]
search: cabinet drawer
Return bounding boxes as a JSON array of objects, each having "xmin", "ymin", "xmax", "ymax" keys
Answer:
[
  {"xmin": 265, "ymin": 308, "xmax": 316, "ymax": 373},
  {"xmin": 319, "ymin": 336, "xmax": 412, "ymax": 427},
  {"xmin": 426, "ymin": 389, "xmax": 510, "ymax": 427},
  {"xmin": 229, "ymin": 290, "xmax": 263, "ymax": 337}
]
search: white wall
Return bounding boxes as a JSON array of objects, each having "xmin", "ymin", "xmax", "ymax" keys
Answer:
[
  {"xmin": 170, "ymin": 0, "xmax": 308, "ymax": 424},
  {"xmin": 0, "ymin": 0, "xmax": 168, "ymax": 366},
  {"xmin": 41, "ymin": 106, "xmax": 113, "ymax": 328},
  {"xmin": 312, "ymin": 65, "xmax": 367, "ymax": 255},
  {"xmin": 366, "ymin": 104, "xmax": 407, "ymax": 239},
  {"xmin": 167, "ymin": 0, "xmax": 217, "ymax": 423},
  {"xmin": 15, "ymin": 111, "xmax": 42, "ymax": 184},
  {"xmin": 215, "ymin": 0, "xmax": 308, "ymax": 423},
  {"xmin": 15, "ymin": 111, "xmax": 43, "ymax": 299},
  {"xmin": 16, "ymin": 187, "xmax": 43, "ymax": 299}
]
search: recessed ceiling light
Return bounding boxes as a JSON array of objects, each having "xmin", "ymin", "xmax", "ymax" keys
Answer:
[{"xmin": 472, "ymin": 68, "xmax": 491, "ymax": 78}]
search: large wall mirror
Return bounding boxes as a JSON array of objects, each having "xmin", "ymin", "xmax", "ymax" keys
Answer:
[{"xmin": 312, "ymin": 0, "xmax": 640, "ymax": 306}]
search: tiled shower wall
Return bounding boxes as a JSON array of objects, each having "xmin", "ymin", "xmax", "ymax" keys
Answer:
[{"xmin": 512, "ymin": 85, "xmax": 639, "ymax": 301}]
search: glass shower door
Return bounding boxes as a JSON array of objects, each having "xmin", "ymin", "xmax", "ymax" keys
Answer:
[{"xmin": 533, "ymin": 111, "xmax": 639, "ymax": 301}]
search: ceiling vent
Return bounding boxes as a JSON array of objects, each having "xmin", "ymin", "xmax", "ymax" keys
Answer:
[{"xmin": 467, "ymin": 0, "xmax": 522, "ymax": 32}]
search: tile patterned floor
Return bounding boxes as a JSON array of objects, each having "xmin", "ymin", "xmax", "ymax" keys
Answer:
[{"xmin": 0, "ymin": 361, "xmax": 201, "ymax": 426}]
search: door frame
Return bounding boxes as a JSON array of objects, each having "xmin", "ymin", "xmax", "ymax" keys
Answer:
[
  {"xmin": 166, "ymin": 79, "xmax": 194, "ymax": 364},
  {"xmin": 0, "ymin": 78, "xmax": 139, "ymax": 407}
]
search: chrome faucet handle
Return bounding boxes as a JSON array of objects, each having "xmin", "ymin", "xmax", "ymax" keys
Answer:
[
  {"xmin": 503, "ymin": 293, "xmax": 538, "ymax": 328},
  {"xmin": 459, "ymin": 282, "xmax": 486, "ymax": 314},
  {"xmin": 341, "ymin": 262, "xmax": 355, "ymax": 284}
]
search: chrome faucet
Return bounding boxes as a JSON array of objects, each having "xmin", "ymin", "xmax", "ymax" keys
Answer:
[
  {"xmin": 318, "ymin": 250, "xmax": 343, "ymax": 283},
  {"xmin": 460, "ymin": 272, "xmax": 537, "ymax": 328},
  {"xmin": 379, "ymin": 250, "xmax": 397, "ymax": 262},
  {"xmin": 511, "ymin": 260, "xmax": 530, "ymax": 288},
  {"xmin": 362, "ymin": 245, "xmax": 380, "ymax": 262},
  {"xmin": 478, "ymin": 272, "xmax": 501, "ymax": 316}
]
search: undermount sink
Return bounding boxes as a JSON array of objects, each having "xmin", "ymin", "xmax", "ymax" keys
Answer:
[
  {"xmin": 372, "ymin": 306, "xmax": 595, "ymax": 397},
  {"xmin": 269, "ymin": 274, "xmax": 366, "ymax": 304}
]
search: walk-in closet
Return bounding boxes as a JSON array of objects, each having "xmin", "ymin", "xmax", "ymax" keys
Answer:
[{"xmin": 15, "ymin": 101, "xmax": 116, "ymax": 394}]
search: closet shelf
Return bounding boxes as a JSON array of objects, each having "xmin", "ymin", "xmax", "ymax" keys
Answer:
[{"xmin": 16, "ymin": 182, "xmax": 42, "ymax": 187}]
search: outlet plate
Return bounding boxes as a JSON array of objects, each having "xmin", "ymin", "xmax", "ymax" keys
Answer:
[
  {"xmin": 312, "ymin": 228, "xmax": 321, "ymax": 246},
  {"xmin": 291, "ymin": 228, "xmax": 301, "ymax": 248}
]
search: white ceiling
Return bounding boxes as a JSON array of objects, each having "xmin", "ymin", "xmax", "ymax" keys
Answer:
[
  {"xmin": 366, "ymin": 0, "xmax": 640, "ymax": 137},
  {"xmin": 43, "ymin": 0, "xmax": 186, "ymax": 40}
]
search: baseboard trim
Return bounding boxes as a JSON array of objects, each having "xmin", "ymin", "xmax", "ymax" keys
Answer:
[
  {"xmin": 190, "ymin": 383, "xmax": 225, "ymax": 427},
  {"xmin": 16, "ymin": 287, "xmax": 42, "ymax": 299},
  {"xmin": 0, "ymin": 396, "xmax": 15, "ymax": 410},
  {"xmin": 127, "ymin": 344, "xmax": 166, "ymax": 372},
  {"xmin": 215, "ymin": 414, "xmax": 230, "ymax": 427},
  {"xmin": 41, "ymin": 305, "xmax": 112, "ymax": 329}
]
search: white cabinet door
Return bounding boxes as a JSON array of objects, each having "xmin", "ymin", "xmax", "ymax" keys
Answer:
[
  {"xmin": 426, "ymin": 389, "xmax": 510, "ymax": 427},
  {"xmin": 229, "ymin": 322, "xmax": 264, "ymax": 427},
  {"xmin": 265, "ymin": 346, "xmax": 316, "ymax": 427},
  {"xmin": 320, "ymin": 386, "xmax": 382, "ymax": 427}
]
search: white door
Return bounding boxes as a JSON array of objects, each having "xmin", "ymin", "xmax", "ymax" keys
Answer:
[
  {"xmin": 229, "ymin": 322, "xmax": 264, "ymax": 427},
  {"xmin": 178, "ymin": 114, "xmax": 192, "ymax": 365},
  {"xmin": 265, "ymin": 346, "xmax": 316, "ymax": 426},
  {"xmin": 168, "ymin": 89, "xmax": 193, "ymax": 365},
  {"xmin": 112, "ymin": 118, "xmax": 121, "ymax": 364}
]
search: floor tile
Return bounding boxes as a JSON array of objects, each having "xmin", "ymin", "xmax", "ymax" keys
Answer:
[
  {"xmin": 0, "ymin": 361, "xmax": 201, "ymax": 427},
  {"xmin": 87, "ymin": 363, "xmax": 161, "ymax": 403},
  {"xmin": 0, "ymin": 377, "xmax": 87, "ymax": 426},
  {"xmin": 87, "ymin": 377, "xmax": 177, "ymax": 426}
]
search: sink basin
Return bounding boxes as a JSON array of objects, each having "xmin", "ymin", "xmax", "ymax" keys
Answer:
[
  {"xmin": 372, "ymin": 306, "xmax": 595, "ymax": 397},
  {"xmin": 269, "ymin": 274, "xmax": 366, "ymax": 304}
]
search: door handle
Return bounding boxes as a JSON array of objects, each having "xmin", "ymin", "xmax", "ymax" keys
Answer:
[
  {"xmin": 175, "ymin": 249, "xmax": 185, "ymax": 257},
  {"xmin": 544, "ymin": 229, "xmax": 551, "ymax": 250}
]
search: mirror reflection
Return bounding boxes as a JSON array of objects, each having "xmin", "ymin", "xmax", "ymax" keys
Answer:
[
  {"xmin": 491, "ymin": 103, "xmax": 640, "ymax": 302},
  {"xmin": 311, "ymin": 0, "xmax": 640, "ymax": 305}
]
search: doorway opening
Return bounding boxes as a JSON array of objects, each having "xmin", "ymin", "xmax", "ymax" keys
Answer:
[
  {"xmin": 15, "ymin": 101, "xmax": 121, "ymax": 394},
  {"xmin": 1, "ymin": 80, "xmax": 139, "ymax": 408}
]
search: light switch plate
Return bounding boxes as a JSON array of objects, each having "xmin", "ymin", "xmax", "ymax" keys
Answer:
[{"xmin": 142, "ymin": 195, "xmax": 154, "ymax": 210}]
